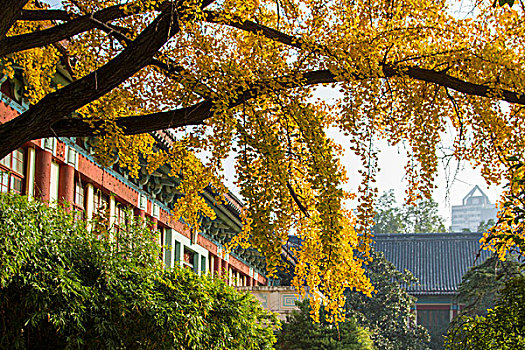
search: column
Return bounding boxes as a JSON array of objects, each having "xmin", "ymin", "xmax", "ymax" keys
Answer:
[
  {"xmin": 35, "ymin": 148, "xmax": 52, "ymax": 201},
  {"xmin": 151, "ymin": 217, "xmax": 158, "ymax": 232},
  {"xmin": 85, "ymin": 183, "xmax": 94, "ymax": 221},
  {"xmin": 58, "ymin": 163, "xmax": 75, "ymax": 210},
  {"xmin": 209, "ymin": 255, "xmax": 216, "ymax": 277},
  {"xmin": 223, "ymin": 259, "xmax": 229, "ymax": 283},
  {"xmin": 109, "ymin": 196, "xmax": 116, "ymax": 227},
  {"xmin": 26, "ymin": 147, "xmax": 35, "ymax": 199},
  {"xmin": 134, "ymin": 208, "xmax": 146, "ymax": 221}
]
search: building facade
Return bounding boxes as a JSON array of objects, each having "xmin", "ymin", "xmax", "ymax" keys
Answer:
[
  {"xmin": 237, "ymin": 286, "xmax": 306, "ymax": 321},
  {"xmin": 450, "ymin": 185, "xmax": 498, "ymax": 232},
  {"xmin": 0, "ymin": 75, "xmax": 268, "ymax": 288}
]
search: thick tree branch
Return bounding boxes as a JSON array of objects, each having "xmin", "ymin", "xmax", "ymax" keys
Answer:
[
  {"xmin": 0, "ymin": 4, "xmax": 181, "ymax": 159},
  {"xmin": 286, "ymin": 182, "xmax": 310, "ymax": 217},
  {"xmin": 0, "ymin": 0, "xmax": 29, "ymax": 40},
  {"xmin": 43, "ymin": 69, "xmax": 338, "ymax": 137},
  {"xmin": 47, "ymin": 100, "xmax": 214, "ymax": 137},
  {"xmin": 381, "ymin": 64, "xmax": 525, "ymax": 105},
  {"xmin": 206, "ymin": 11, "xmax": 525, "ymax": 106},
  {"xmin": 0, "ymin": 3, "xmax": 139, "ymax": 57},
  {"xmin": 204, "ymin": 10, "xmax": 305, "ymax": 51},
  {"xmin": 44, "ymin": 59, "xmax": 525, "ymax": 140},
  {"xmin": 19, "ymin": 9, "xmax": 73, "ymax": 21},
  {"xmin": 2, "ymin": 1, "xmax": 524, "ymax": 159}
]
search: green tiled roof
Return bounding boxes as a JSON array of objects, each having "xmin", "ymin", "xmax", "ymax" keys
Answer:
[{"xmin": 374, "ymin": 232, "xmax": 492, "ymax": 296}]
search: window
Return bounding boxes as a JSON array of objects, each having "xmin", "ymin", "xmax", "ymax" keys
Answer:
[
  {"xmin": 0, "ymin": 148, "xmax": 25, "ymax": 194},
  {"xmin": 201, "ymin": 256, "xmax": 206, "ymax": 274},
  {"xmin": 73, "ymin": 180, "xmax": 85, "ymax": 220},
  {"xmin": 93, "ymin": 190, "xmax": 109, "ymax": 216},
  {"xmin": 115, "ymin": 203, "xmax": 129, "ymax": 233},
  {"xmin": 163, "ymin": 229, "xmax": 173, "ymax": 268},
  {"xmin": 74, "ymin": 181, "xmax": 85, "ymax": 208}
]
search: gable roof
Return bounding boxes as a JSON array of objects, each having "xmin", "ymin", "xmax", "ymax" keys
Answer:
[{"xmin": 374, "ymin": 232, "xmax": 492, "ymax": 295}]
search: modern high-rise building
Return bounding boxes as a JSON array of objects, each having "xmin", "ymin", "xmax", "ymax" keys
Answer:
[{"xmin": 450, "ymin": 185, "xmax": 498, "ymax": 232}]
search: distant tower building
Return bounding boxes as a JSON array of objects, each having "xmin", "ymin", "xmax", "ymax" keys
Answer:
[{"xmin": 450, "ymin": 186, "xmax": 498, "ymax": 232}]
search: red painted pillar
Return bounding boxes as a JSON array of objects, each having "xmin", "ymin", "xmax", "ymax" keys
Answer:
[
  {"xmin": 213, "ymin": 254, "xmax": 221, "ymax": 276},
  {"xmin": 58, "ymin": 163, "xmax": 75, "ymax": 210},
  {"xmin": 247, "ymin": 276, "xmax": 253, "ymax": 287},
  {"xmin": 134, "ymin": 208, "xmax": 145, "ymax": 220},
  {"xmin": 151, "ymin": 217, "xmax": 158, "ymax": 231},
  {"xmin": 35, "ymin": 148, "xmax": 52, "ymax": 201},
  {"xmin": 224, "ymin": 260, "xmax": 230, "ymax": 284}
]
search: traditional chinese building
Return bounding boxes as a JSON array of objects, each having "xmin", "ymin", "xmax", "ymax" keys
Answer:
[
  {"xmin": 374, "ymin": 232, "xmax": 491, "ymax": 349},
  {"xmin": 0, "ymin": 72, "xmax": 268, "ymax": 287}
]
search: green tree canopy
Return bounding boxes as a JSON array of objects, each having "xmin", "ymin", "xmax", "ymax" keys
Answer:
[
  {"xmin": 454, "ymin": 254, "xmax": 521, "ymax": 319},
  {"xmin": 446, "ymin": 274, "xmax": 525, "ymax": 350},
  {"xmin": 477, "ymin": 219, "xmax": 496, "ymax": 232},
  {"xmin": 345, "ymin": 249, "xmax": 430, "ymax": 350},
  {"xmin": 447, "ymin": 159, "xmax": 525, "ymax": 349},
  {"xmin": 372, "ymin": 190, "xmax": 445, "ymax": 234},
  {"xmin": 277, "ymin": 300, "xmax": 374, "ymax": 350},
  {"xmin": 0, "ymin": 193, "xmax": 278, "ymax": 349}
]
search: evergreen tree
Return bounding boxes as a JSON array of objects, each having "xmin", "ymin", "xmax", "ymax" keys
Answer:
[
  {"xmin": 0, "ymin": 193, "xmax": 277, "ymax": 349},
  {"xmin": 277, "ymin": 300, "xmax": 374, "ymax": 350},
  {"xmin": 373, "ymin": 190, "xmax": 445, "ymax": 234},
  {"xmin": 345, "ymin": 249, "xmax": 430, "ymax": 349}
]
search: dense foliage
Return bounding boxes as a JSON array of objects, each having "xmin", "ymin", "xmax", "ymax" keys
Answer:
[
  {"xmin": 2, "ymin": 0, "xmax": 525, "ymax": 320},
  {"xmin": 277, "ymin": 300, "xmax": 374, "ymax": 350},
  {"xmin": 446, "ymin": 275, "xmax": 525, "ymax": 349},
  {"xmin": 345, "ymin": 249, "xmax": 430, "ymax": 350},
  {"xmin": 453, "ymin": 255, "xmax": 521, "ymax": 318},
  {"xmin": 372, "ymin": 190, "xmax": 445, "ymax": 234},
  {"xmin": 446, "ymin": 159, "xmax": 525, "ymax": 349},
  {"xmin": 0, "ymin": 193, "xmax": 278, "ymax": 349}
]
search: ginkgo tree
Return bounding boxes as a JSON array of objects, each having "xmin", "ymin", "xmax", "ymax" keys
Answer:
[{"xmin": 1, "ymin": 0, "xmax": 524, "ymax": 322}]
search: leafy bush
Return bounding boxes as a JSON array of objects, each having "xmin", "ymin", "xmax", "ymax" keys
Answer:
[
  {"xmin": 0, "ymin": 193, "xmax": 278, "ymax": 349},
  {"xmin": 277, "ymin": 300, "xmax": 374, "ymax": 350}
]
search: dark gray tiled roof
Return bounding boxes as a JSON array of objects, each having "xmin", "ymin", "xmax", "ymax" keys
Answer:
[{"xmin": 374, "ymin": 232, "xmax": 492, "ymax": 296}]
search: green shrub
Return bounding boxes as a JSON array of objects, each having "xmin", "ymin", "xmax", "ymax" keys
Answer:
[
  {"xmin": 277, "ymin": 300, "xmax": 374, "ymax": 350},
  {"xmin": 0, "ymin": 193, "xmax": 278, "ymax": 349}
]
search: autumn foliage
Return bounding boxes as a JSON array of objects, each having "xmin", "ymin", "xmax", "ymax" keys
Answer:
[{"xmin": 1, "ymin": 0, "xmax": 525, "ymax": 321}]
